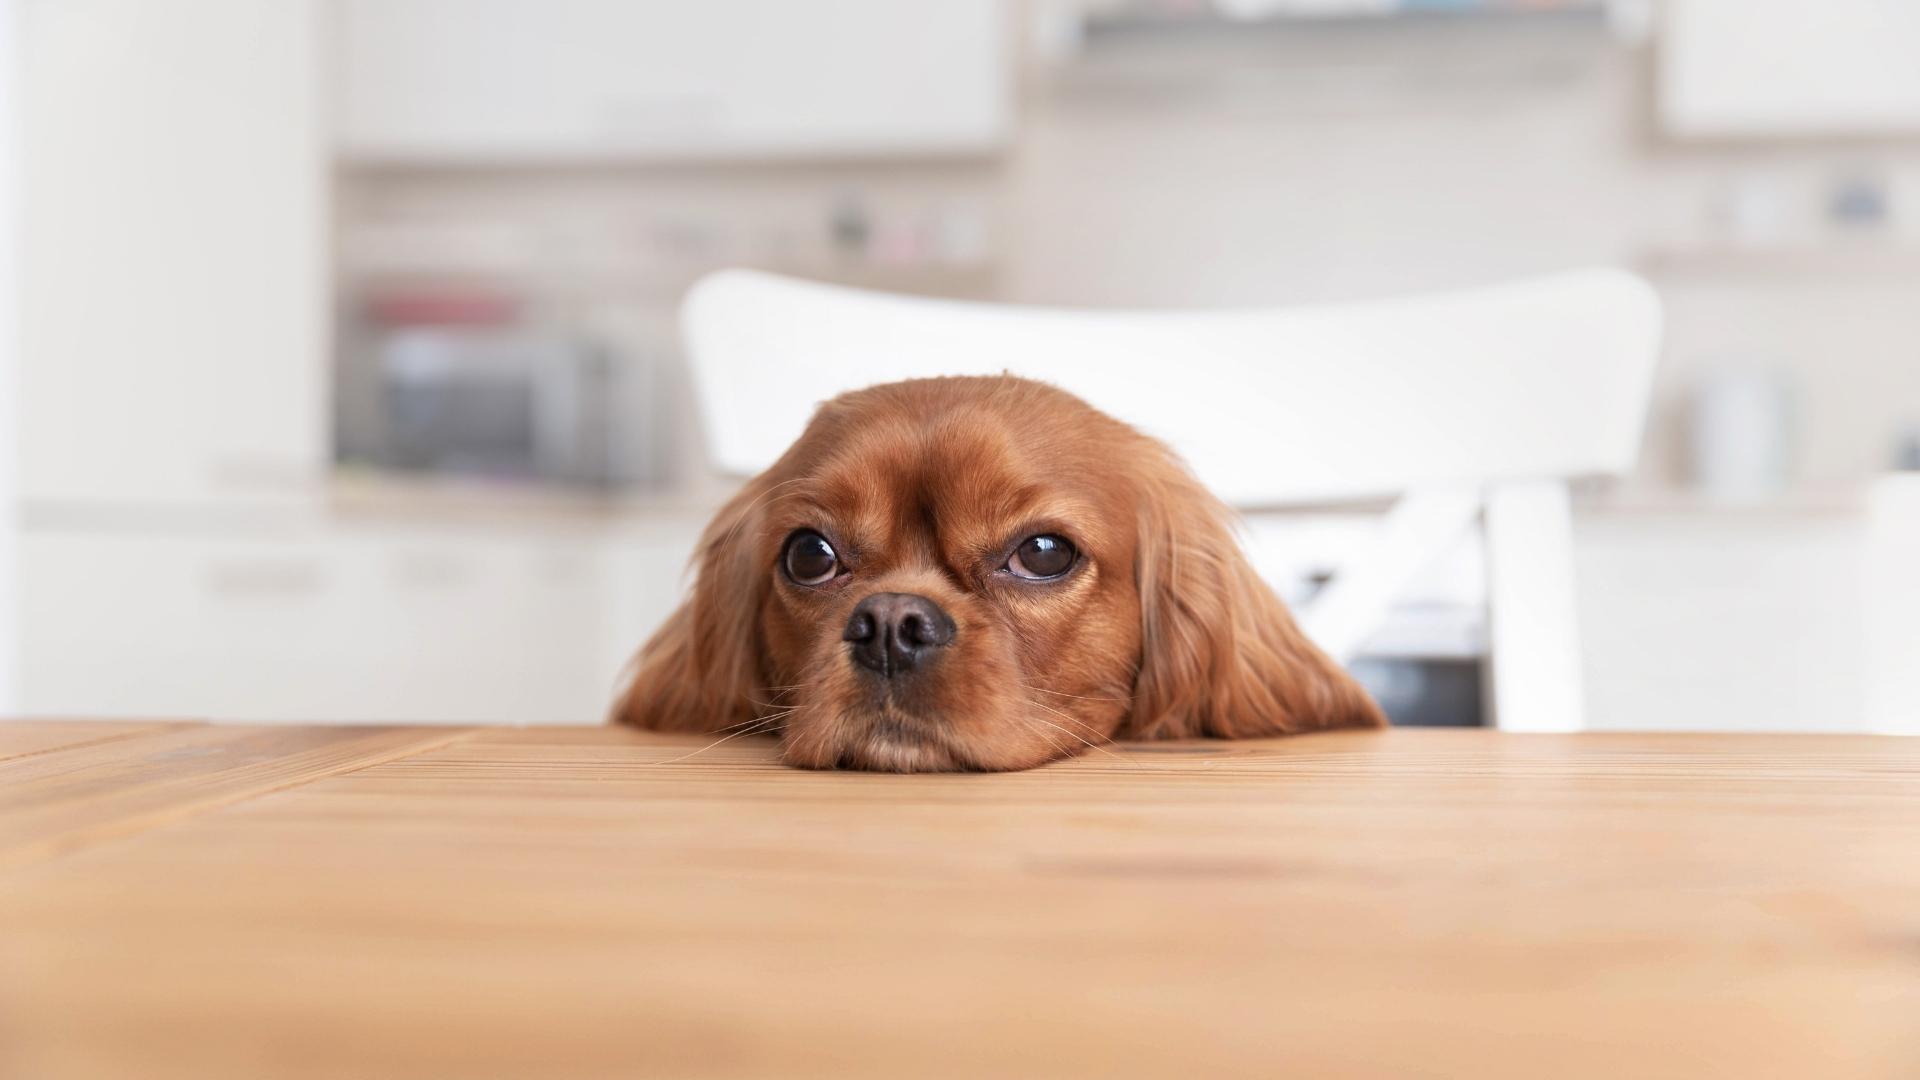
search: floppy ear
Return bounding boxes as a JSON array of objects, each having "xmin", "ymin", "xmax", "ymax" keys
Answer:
[
  {"xmin": 614, "ymin": 478, "xmax": 773, "ymax": 733},
  {"xmin": 1124, "ymin": 458, "xmax": 1386, "ymax": 739}
]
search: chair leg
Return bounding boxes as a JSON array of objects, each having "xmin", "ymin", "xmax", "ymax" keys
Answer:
[
  {"xmin": 1484, "ymin": 480, "xmax": 1585, "ymax": 732},
  {"xmin": 1297, "ymin": 486, "xmax": 1483, "ymax": 665}
]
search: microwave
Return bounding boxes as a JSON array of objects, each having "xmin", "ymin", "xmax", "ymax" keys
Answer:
[{"xmin": 366, "ymin": 326, "xmax": 616, "ymax": 487}]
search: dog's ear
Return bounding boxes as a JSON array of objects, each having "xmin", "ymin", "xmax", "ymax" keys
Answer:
[
  {"xmin": 614, "ymin": 477, "xmax": 773, "ymax": 733},
  {"xmin": 1124, "ymin": 457, "xmax": 1386, "ymax": 740}
]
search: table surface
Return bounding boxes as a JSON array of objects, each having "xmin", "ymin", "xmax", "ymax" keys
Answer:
[{"xmin": 2, "ymin": 721, "xmax": 1916, "ymax": 1080}]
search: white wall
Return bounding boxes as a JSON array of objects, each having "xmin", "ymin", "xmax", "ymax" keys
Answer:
[{"xmin": 1, "ymin": 0, "xmax": 20, "ymax": 711}]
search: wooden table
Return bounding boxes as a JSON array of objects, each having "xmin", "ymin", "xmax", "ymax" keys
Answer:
[{"xmin": 2, "ymin": 722, "xmax": 1916, "ymax": 1079}]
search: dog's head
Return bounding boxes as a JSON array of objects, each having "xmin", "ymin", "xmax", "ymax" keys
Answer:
[{"xmin": 619, "ymin": 376, "xmax": 1383, "ymax": 771}]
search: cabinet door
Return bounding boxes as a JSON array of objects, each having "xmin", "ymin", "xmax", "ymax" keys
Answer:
[
  {"xmin": 17, "ymin": 0, "xmax": 326, "ymax": 507},
  {"xmin": 599, "ymin": 514, "xmax": 707, "ymax": 693},
  {"xmin": 17, "ymin": 526, "xmax": 612, "ymax": 725},
  {"xmin": 335, "ymin": 0, "xmax": 1008, "ymax": 161},
  {"xmin": 324, "ymin": 528, "xmax": 615, "ymax": 725},
  {"xmin": 1662, "ymin": 0, "xmax": 1920, "ymax": 136},
  {"xmin": 19, "ymin": 530, "xmax": 344, "ymax": 720},
  {"xmin": 1575, "ymin": 517, "xmax": 1867, "ymax": 732},
  {"xmin": 1865, "ymin": 478, "xmax": 1920, "ymax": 736}
]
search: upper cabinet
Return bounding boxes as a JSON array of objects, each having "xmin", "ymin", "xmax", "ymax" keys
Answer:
[
  {"xmin": 333, "ymin": 0, "xmax": 1010, "ymax": 162},
  {"xmin": 1660, "ymin": 0, "xmax": 1920, "ymax": 138},
  {"xmin": 17, "ymin": 0, "xmax": 327, "ymax": 509}
]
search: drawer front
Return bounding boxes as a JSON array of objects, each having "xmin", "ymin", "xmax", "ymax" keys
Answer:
[
  {"xmin": 1575, "ymin": 517, "xmax": 1866, "ymax": 733},
  {"xmin": 18, "ymin": 529, "xmax": 610, "ymax": 724}
]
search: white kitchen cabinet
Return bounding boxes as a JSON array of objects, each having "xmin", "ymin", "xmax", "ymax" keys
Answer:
[
  {"xmin": 598, "ymin": 512, "xmax": 707, "ymax": 692},
  {"xmin": 1661, "ymin": 0, "xmax": 1920, "ymax": 137},
  {"xmin": 17, "ymin": 524, "xmax": 617, "ymax": 725},
  {"xmin": 1574, "ymin": 512, "xmax": 1868, "ymax": 732},
  {"xmin": 333, "ymin": 0, "xmax": 1009, "ymax": 161},
  {"xmin": 1865, "ymin": 476, "xmax": 1920, "ymax": 736},
  {"xmin": 16, "ymin": 0, "xmax": 327, "ymax": 507}
]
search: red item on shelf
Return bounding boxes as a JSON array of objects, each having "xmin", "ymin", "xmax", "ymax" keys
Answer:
[{"xmin": 365, "ymin": 291, "xmax": 520, "ymax": 328}]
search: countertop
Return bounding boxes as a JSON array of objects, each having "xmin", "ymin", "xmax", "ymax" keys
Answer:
[{"xmin": 2, "ymin": 721, "xmax": 1916, "ymax": 1079}]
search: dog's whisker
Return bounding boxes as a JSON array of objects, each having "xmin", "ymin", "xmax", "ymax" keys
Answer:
[
  {"xmin": 1017, "ymin": 711, "xmax": 1113, "ymax": 766},
  {"xmin": 1013, "ymin": 714, "xmax": 1072, "ymax": 761},
  {"xmin": 745, "ymin": 692, "xmax": 804, "ymax": 709},
  {"xmin": 652, "ymin": 710, "xmax": 796, "ymax": 765},
  {"xmin": 1030, "ymin": 712, "xmax": 1122, "ymax": 755},
  {"xmin": 729, "ymin": 712, "xmax": 793, "ymax": 733},
  {"xmin": 724, "ymin": 708, "xmax": 799, "ymax": 732},
  {"xmin": 744, "ymin": 683, "xmax": 816, "ymax": 711},
  {"xmin": 1022, "ymin": 699, "xmax": 1124, "ymax": 760},
  {"xmin": 1020, "ymin": 682, "xmax": 1132, "ymax": 704},
  {"xmin": 1026, "ymin": 696, "xmax": 1115, "ymax": 737},
  {"xmin": 650, "ymin": 729, "xmax": 770, "ymax": 766}
]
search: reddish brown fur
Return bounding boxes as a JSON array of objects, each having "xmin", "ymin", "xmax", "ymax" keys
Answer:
[{"xmin": 616, "ymin": 376, "xmax": 1384, "ymax": 771}]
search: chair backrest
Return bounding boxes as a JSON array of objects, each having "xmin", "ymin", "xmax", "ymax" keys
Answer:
[{"xmin": 682, "ymin": 268, "xmax": 1662, "ymax": 506}]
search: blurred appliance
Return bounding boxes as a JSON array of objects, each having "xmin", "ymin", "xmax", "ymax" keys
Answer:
[
  {"xmin": 1894, "ymin": 422, "xmax": 1920, "ymax": 472},
  {"xmin": 379, "ymin": 328, "xmax": 613, "ymax": 485},
  {"xmin": 1688, "ymin": 368, "xmax": 1793, "ymax": 502},
  {"xmin": 346, "ymin": 291, "xmax": 615, "ymax": 486}
]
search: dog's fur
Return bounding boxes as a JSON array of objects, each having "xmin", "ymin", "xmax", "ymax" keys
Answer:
[{"xmin": 616, "ymin": 376, "xmax": 1384, "ymax": 771}]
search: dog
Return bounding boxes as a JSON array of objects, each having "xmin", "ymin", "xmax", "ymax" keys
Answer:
[{"xmin": 616, "ymin": 375, "xmax": 1384, "ymax": 771}]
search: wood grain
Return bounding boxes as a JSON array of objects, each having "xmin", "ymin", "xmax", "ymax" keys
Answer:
[
  {"xmin": 1, "ymin": 725, "xmax": 1916, "ymax": 1080},
  {"xmin": 0, "ymin": 722, "xmax": 474, "ymax": 870},
  {"xmin": 0, "ymin": 719, "xmax": 187, "ymax": 762}
]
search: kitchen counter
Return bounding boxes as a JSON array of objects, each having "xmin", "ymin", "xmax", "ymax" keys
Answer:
[{"xmin": 3, "ymin": 721, "xmax": 1915, "ymax": 1079}]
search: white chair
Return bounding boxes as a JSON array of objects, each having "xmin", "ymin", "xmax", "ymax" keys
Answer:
[{"xmin": 680, "ymin": 268, "xmax": 1662, "ymax": 732}]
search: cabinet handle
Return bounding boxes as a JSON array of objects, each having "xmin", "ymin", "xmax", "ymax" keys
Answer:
[
  {"xmin": 202, "ymin": 560, "xmax": 325, "ymax": 597},
  {"xmin": 388, "ymin": 550, "xmax": 473, "ymax": 590},
  {"xmin": 206, "ymin": 455, "xmax": 324, "ymax": 492}
]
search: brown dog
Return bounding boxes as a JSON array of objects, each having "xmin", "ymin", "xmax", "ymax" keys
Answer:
[{"xmin": 617, "ymin": 375, "xmax": 1383, "ymax": 771}]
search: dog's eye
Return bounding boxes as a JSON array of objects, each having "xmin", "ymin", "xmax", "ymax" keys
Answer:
[
  {"xmin": 783, "ymin": 530, "xmax": 840, "ymax": 586},
  {"xmin": 1007, "ymin": 535, "xmax": 1076, "ymax": 580}
]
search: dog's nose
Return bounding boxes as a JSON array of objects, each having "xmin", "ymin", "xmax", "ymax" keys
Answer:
[{"xmin": 843, "ymin": 592, "xmax": 954, "ymax": 678}]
